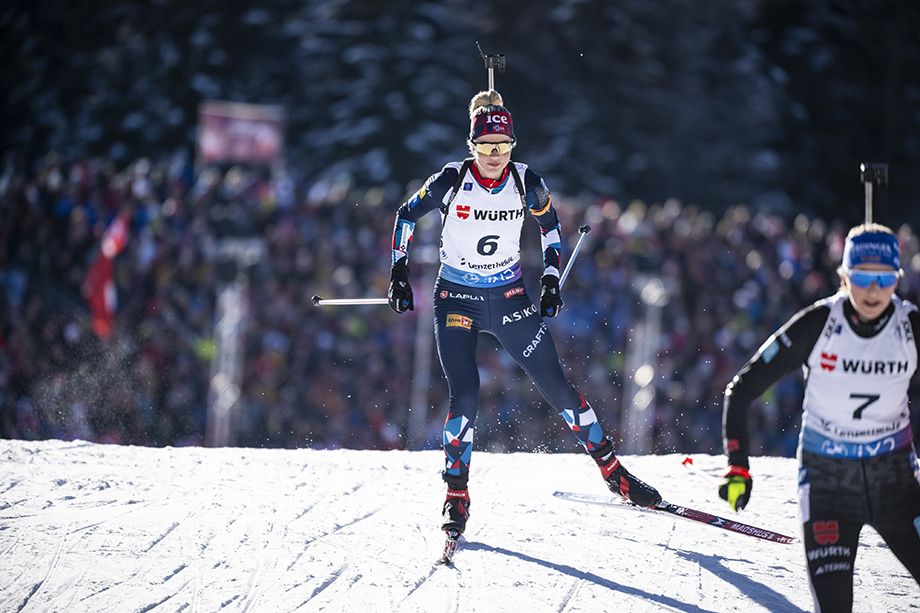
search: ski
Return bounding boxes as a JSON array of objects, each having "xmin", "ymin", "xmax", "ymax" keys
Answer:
[
  {"xmin": 553, "ymin": 491, "xmax": 797, "ymax": 545},
  {"xmin": 439, "ymin": 528, "xmax": 462, "ymax": 565}
]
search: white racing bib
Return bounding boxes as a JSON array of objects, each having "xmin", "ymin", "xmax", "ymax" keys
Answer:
[
  {"xmin": 438, "ymin": 162, "xmax": 528, "ymax": 287},
  {"xmin": 802, "ymin": 294, "xmax": 917, "ymax": 458}
]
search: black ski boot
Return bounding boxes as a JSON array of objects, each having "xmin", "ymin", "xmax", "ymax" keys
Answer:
[
  {"xmin": 591, "ymin": 439, "xmax": 661, "ymax": 508},
  {"xmin": 441, "ymin": 487, "xmax": 471, "ymax": 534},
  {"xmin": 600, "ymin": 457, "xmax": 662, "ymax": 507}
]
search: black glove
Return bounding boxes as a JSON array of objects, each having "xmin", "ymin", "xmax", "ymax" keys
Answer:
[
  {"xmin": 540, "ymin": 274, "xmax": 563, "ymax": 317},
  {"xmin": 718, "ymin": 465, "xmax": 753, "ymax": 512},
  {"xmin": 388, "ymin": 261, "xmax": 414, "ymax": 313}
]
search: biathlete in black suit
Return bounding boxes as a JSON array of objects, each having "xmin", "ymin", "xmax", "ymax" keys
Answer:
[
  {"xmin": 720, "ymin": 223, "xmax": 920, "ymax": 611},
  {"xmin": 388, "ymin": 89, "xmax": 661, "ymax": 537}
]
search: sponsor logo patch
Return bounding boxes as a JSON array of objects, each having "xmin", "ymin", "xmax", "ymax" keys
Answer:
[
  {"xmin": 504, "ymin": 286, "xmax": 525, "ymax": 299},
  {"xmin": 812, "ymin": 520, "xmax": 839, "ymax": 545},
  {"xmin": 439, "ymin": 291, "xmax": 484, "ymax": 301},
  {"xmin": 446, "ymin": 314, "xmax": 473, "ymax": 330},
  {"xmin": 818, "ymin": 355, "xmax": 910, "ymax": 375},
  {"xmin": 807, "ymin": 545, "xmax": 852, "ymax": 561},
  {"xmin": 456, "ymin": 205, "xmax": 470, "ymax": 220},
  {"xmin": 523, "ymin": 323, "xmax": 548, "ymax": 357},
  {"xmin": 814, "ymin": 562, "xmax": 851, "ymax": 575},
  {"xmin": 473, "ymin": 208, "xmax": 525, "ymax": 222},
  {"xmin": 460, "ymin": 255, "xmax": 514, "ymax": 271},
  {"xmin": 463, "ymin": 182, "xmax": 473, "ymax": 191},
  {"xmin": 502, "ymin": 304, "xmax": 537, "ymax": 325},
  {"xmin": 842, "ymin": 358, "xmax": 910, "ymax": 374}
]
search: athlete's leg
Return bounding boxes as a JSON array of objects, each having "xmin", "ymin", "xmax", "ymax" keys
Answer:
[
  {"xmin": 873, "ymin": 518, "xmax": 920, "ymax": 584},
  {"xmin": 801, "ymin": 516, "xmax": 862, "ymax": 612},
  {"xmin": 433, "ymin": 294, "xmax": 481, "ymax": 491},
  {"xmin": 490, "ymin": 292, "xmax": 660, "ymax": 505},
  {"xmin": 866, "ymin": 449, "xmax": 920, "ymax": 584},
  {"xmin": 487, "ymin": 291, "xmax": 604, "ymax": 453},
  {"xmin": 800, "ymin": 454, "xmax": 868, "ymax": 612}
]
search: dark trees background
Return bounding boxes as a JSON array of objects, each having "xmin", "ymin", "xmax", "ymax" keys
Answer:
[{"xmin": 3, "ymin": 0, "xmax": 918, "ymax": 224}]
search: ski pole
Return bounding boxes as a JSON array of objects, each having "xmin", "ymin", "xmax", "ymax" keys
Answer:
[
  {"xmin": 559, "ymin": 224, "xmax": 592, "ymax": 289},
  {"xmin": 311, "ymin": 296, "xmax": 388, "ymax": 307}
]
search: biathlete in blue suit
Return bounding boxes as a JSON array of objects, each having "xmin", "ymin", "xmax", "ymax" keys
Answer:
[{"xmin": 387, "ymin": 89, "xmax": 661, "ymax": 537}]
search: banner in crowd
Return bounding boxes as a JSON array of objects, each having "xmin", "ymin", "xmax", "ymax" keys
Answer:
[
  {"xmin": 197, "ymin": 100, "xmax": 285, "ymax": 166},
  {"xmin": 83, "ymin": 212, "xmax": 130, "ymax": 338}
]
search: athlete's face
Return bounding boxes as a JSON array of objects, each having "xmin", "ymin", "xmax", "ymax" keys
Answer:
[
  {"xmin": 471, "ymin": 134, "xmax": 513, "ymax": 179},
  {"xmin": 843, "ymin": 263, "xmax": 900, "ymax": 321}
]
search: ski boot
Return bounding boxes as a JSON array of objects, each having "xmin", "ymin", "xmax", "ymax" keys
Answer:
[
  {"xmin": 441, "ymin": 487, "xmax": 471, "ymax": 534},
  {"xmin": 440, "ymin": 487, "xmax": 470, "ymax": 564},
  {"xmin": 592, "ymin": 439, "xmax": 661, "ymax": 508}
]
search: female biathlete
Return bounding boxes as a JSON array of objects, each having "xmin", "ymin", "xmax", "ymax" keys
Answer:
[
  {"xmin": 388, "ymin": 90, "xmax": 661, "ymax": 538},
  {"xmin": 720, "ymin": 223, "xmax": 920, "ymax": 611}
]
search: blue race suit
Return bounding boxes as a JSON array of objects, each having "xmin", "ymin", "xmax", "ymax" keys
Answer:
[{"xmin": 391, "ymin": 160, "xmax": 614, "ymax": 488}]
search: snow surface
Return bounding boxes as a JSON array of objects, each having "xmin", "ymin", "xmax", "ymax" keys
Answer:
[{"xmin": 1, "ymin": 440, "xmax": 917, "ymax": 612}]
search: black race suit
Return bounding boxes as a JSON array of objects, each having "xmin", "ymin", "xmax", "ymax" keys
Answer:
[{"xmin": 723, "ymin": 294, "xmax": 920, "ymax": 611}]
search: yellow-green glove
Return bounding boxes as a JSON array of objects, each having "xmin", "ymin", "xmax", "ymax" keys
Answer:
[{"xmin": 718, "ymin": 465, "xmax": 752, "ymax": 512}]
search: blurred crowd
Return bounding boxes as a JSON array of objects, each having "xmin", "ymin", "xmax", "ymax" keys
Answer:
[{"xmin": 2, "ymin": 151, "xmax": 919, "ymax": 457}]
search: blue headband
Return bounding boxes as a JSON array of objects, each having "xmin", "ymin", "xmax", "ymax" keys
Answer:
[{"xmin": 843, "ymin": 231, "xmax": 900, "ymax": 270}]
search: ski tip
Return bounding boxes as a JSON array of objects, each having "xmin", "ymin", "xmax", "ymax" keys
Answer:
[{"xmin": 681, "ymin": 456, "xmax": 693, "ymax": 466}]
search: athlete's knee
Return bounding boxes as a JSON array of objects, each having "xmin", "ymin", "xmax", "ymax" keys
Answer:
[
  {"xmin": 535, "ymin": 377, "xmax": 580, "ymax": 410},
  {"xmin": 447, "ymin": 388, "xmax": 479, "ymax": 416}
]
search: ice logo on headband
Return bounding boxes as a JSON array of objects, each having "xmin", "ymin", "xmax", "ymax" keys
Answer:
[{"xmin": 843, "ymin": 232, "xmax": 900, "ymax": 270}]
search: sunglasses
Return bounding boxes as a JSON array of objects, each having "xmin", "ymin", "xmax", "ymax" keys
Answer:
[
  {"xmin": 471, "ymin": 141, "xmax": 515, "ymax": 155},
  {"xmin": 846, "ymin": 269, "xmax": 900, "ymax": 288}
]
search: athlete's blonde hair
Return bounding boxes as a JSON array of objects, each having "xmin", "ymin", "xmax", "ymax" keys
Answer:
[
  {"xmin": 469, "ymin": 90, "xmax": 504, "ymax": 117},
  {"xmin": 845, "ymin": 222, "xmax": 896, "ymax": 241}
]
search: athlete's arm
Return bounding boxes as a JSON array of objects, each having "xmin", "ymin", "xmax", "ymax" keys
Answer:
[
  {"xmin": 391, "ymin": 166, "xmax": 459, "ymax": 267},
  {"xmin": 723, "ymin": 302, "xmax": 831, "ymax": 467},
  {"xmin": 909, "ymin": 307, "xmax": 920, "ymax": 449},
  {"xmin": 523, "ymin": 168, "xmax": 561, "ymax": 278},
  {"xmin": 909, "ymin": 308, "xmax": 920, "ymax": 366}
]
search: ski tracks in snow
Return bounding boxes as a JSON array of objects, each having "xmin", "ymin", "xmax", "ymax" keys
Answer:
[
  {"xmin": 12, "ymin": 528, "xmax": 67, "ymax": 612},
  {"xmin": 397, "ymin": 558, "xmax": 460, "ymax": 613},
  {"xmin": 0, "ymin": 483, "xmax": 154, "ymax": 612},
  {"xmin": 556, "ymin": 577, "xmax": 584, "ymax": 613}
]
